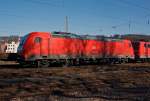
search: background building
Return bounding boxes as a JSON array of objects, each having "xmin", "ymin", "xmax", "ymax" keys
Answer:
[
  {"xmin": 0, "ymin": 36, "xmax": 20, "ymax": 53},
  {"xmin": 5, "ymin": 41, "xmax": 19, "ymax": 53}
]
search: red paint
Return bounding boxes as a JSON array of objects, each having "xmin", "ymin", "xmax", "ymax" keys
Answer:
[
  {"xmin": 105, "ymin": 39, "xmax": 134, "ymax": 58},
  {"xmin": 83, "ymin": 39, "xmax": 104, "ymax": 58},
  {"xmin": 137, "ymin": 41, "xmax": 150, "ymax": 58}
]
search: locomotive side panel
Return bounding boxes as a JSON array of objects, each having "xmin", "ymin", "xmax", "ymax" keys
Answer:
[
  {"xmin": 49, "ymin": 37, "xmax": 69, "ymax": 59},
  {"xmin": 105, "ymin": 40, "xmax": 134, "ymax": 59},
  {"xmin": 68, "ymin": 38, "xmax": 83, "ymax": 58},
  {"xmin": 123, "ymin": 40, "xmax": 134, "ymax": 59},
  {"xmin": 103, "ymin": 39, "xmax": 134, "ymax": 63},
  {"xmin": 50, "ymin": 32, "xmax": 83, "ymax": 59},
  {"xmin": 83, "ymin": 39, "xmax": 104, "ymax": 59}
]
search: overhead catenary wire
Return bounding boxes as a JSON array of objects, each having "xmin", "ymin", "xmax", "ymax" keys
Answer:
[
  {"xmin": 117, "ymin": 0, "xmax": 150, "ymax": 13},
  {"xmin": 22, "ymin": 0, "xmax": 63, "ymax": 8},
  {"xmin": 109, "ymin": 0, "xmax": 150, "ymax": 32},
  {"xmin": 22, "ymin": 0, "xmax": 148, "ymax": 30},
  {"xmin": 0, "ymin": 0, "xmax": 150, "ymax": 34}
]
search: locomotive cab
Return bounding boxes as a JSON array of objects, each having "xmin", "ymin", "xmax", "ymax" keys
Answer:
[{"xmin": 17, "ymin": 32, "xmax": 51, "ymax": 67}]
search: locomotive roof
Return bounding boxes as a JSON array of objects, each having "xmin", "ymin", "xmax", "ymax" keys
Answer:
[
  {"xmin": 80, "ymin": 35, "xmax": 105, "ymax": 40},
  {"xmin": 51, "ymin": 32, "xmax": 81, "ymax": 39},
  {"xmin": 104, "ymin": 37, "xmax": 124, "ymax": 41},
  {"xmin": 51, "ymin": 32, "xmax": 128, "ymax": 41},
  {"xmin": 80, "ymin": 35, "xmax": 124, "ymax": 41}
]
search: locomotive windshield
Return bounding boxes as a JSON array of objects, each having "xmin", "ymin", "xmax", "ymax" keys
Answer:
[
  {"xmin": 17, "ymin": 34, "xmax": 29, "ymax": 52},
  {"xmin": 20, "ymin": 34, "xmax": 29, "ymax": 46}
]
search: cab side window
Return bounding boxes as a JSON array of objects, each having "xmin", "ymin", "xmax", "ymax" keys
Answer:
[{"xmin": 35, "ymin": 37, "xmax": 41, "ymax": 43}]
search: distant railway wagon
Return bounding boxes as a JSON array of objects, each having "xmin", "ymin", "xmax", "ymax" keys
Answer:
[
  {"xmin": 17, "ymin": 31, "xmax": 150, "ymax": 67},
  {"xmin": 132, "ymin": 41, "xmax": 150, "ymax": 61}
]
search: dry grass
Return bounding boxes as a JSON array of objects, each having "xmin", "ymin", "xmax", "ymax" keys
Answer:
[{"xmin": 0, "ymin": 62, "xmax": 149, "ymax": 100}]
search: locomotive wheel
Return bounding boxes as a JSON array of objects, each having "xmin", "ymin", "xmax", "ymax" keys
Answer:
[
  {"xmin": 63, "ymin": 59, "xmax": 70, "ymax": 67},
  {"xmin": 75, "ymin": 59, "xmax": 80, "ymax": 66},
  {"xmin": 36, "ymin": 60, "xmax": 49, "ymax": 68}
]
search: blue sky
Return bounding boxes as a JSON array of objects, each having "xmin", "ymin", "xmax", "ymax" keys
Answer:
[{"xmin": 0, "ymin": 0, "xmax": 150, "ymax": 36}]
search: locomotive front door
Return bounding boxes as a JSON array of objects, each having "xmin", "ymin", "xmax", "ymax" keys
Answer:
[
  {"xmin": 34, "ymin": 36, "xmax": 49, "ymax": 58},
  {"xmin": 40, "ymin": 37, "xmax": 49, "ymax": 57}
]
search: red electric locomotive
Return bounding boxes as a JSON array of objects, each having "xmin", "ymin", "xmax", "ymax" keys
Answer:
[{"xmin": 18, "ymin": 32, "xmax": 85, "ymax": 67}]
